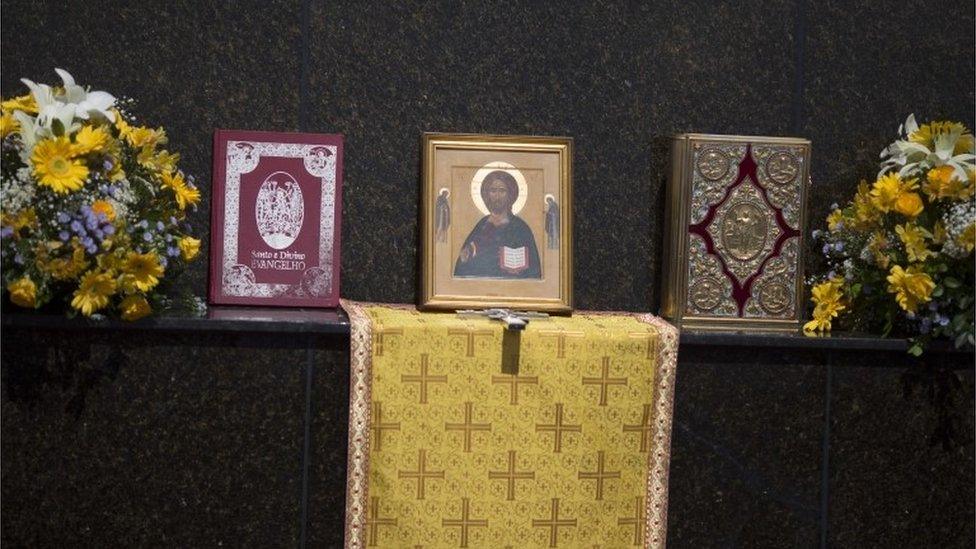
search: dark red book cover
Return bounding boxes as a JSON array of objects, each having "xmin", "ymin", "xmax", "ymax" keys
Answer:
[{"xmin": 209, "ymin": 130, "xmax": 343, "ymax": 307}]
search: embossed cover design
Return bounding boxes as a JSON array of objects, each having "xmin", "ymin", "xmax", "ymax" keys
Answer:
[
  {"xmin": 662, "ymin": 134, "xmax": 810, "ymax": 330},
  {"xmin": 209, "ymin": 129, "xmax": 343, "ymax": 307}
]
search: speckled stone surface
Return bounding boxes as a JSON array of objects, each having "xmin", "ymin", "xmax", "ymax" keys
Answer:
[
  {"xmin": 668, "ymin": 347, "xmax": 825, "ymax": 547},
  {"xmin": 0, "ymin": 0, "xmax": 304, "ymax": 299},
  {"xmin": 307, "ymin": 347, "xmax": 352, "ymax": 547},
  {"xmin": 0, "ymin": 329, "xmax": 307, "ymax": 546},
  {"xmin": 306, "ymin": 0, "xmax": 797, "ymax": 310},
  {"xmin": 828, "ymin": 366, "xmax": 975, "ymax": 547}
]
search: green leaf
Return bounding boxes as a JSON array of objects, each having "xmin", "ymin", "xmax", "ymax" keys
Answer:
[
  {"xmin": 907, "ymin": 342, "xmax": 924, "ymax": 356},
  {"xmin": 932, "ymin": 286, "xmax": 944, "ymax": 298},
  {"xmin": 943, "ymin": 277, "xmax": 961, "ymax": 289},
  {"xmin": 51, "ymin": 119, "xmax": 65, "ymax": 136},
  {"xmin": 955, "ymin": 332, "xmax": 969, "ymax": 348},
  {"xmin": 850, "ymin": 283, "xmax": 862, "ymax": 298}
]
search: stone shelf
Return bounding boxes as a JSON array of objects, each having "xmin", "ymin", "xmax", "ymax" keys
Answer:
[
  {"xmin": 3, "ymin": 309, "xmax": 971, "ymax": 355},
  {"xmin": 1, "ymin": 306, "xmax": 350, "ymax": 335}
]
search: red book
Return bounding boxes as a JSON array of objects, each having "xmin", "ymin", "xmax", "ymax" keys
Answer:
[{"xmin": 209, "ymin": 130, "xmax": 343, "ymax": 307}]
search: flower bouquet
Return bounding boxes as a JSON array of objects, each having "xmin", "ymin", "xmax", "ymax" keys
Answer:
[
  {"xmin": 1, "ymin": 69, "xmax": 202, "ymax": 320},
  {"xmin": 805, "ymin": 115, "xmax": 975, "ymax": 353}
]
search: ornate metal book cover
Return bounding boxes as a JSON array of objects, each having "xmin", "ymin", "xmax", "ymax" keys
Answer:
[
  {"xmin": 661, "ymin": 134, "xmax": 810, "ymax": 331},
  {"xmin": 209, "ymin": 129, "xmax": 343, "ymax": 307}
]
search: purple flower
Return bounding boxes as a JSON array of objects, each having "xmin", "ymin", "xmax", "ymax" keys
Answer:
[
  {"xmin": 103, "ymin": 159, "xmax": 114, "ymax": 171},
  {"xmin": 159, "ymin": 256, "xmax": 168, "ymax": 268},
  {"xmin": 85, "ymin": 214, "xmax": 99, "ymax": 231},
  {"xmin": 167, "ymin": 246, "xmax": 180, "ymax": 257},
  {"xmin": 827, "ymin": 270, "xmax": 837, "ymax": 279},
  {"xmin": 165, "ymin": 234, "xmax": 173, "ymax": 242},
  {"xmin": 822, "ymin": 244, "xmax": 831, "ymax": 255},
  {"xmin": 138, "ymin": 220, "xmax": 148, "ymax": 229},
  {"xmin": 93, "ymin": 229, "xmax": 104, "ymax": 240},
  {"xmin": 80, "ymin": 204, "xmax": 91, "ymax": 216},
  {"xmin": 59, "ymin": 230, "xmax": 70, "ymax": 241},
  {"xmin": 920, "ymin": 318, "xmax": 932, "ymax": 334},
  {"xmin": 156, "ymin": 221, "xmax": 165, "ymax": 231},
  {"xmin": 833, "ymin": 242, "xmax": 845, "ymax": 252},
  {"xmin": 13, "ymin": 253, "xmax": 23, "ymax": 265},
  {"xmin": 103, "ymin": 224, "xmax": 115, "ymax": 236},
  {"xmin": 70, "ymin": 220, "xmax": 84, "ymax": 234},
  {"xmin": 937, "ymin": 315, "xmax": 950, "ymax": 327},
  {"xmin": 0, "ymin": 226, "xmax": 13, "ymax": 239},
  {"xmin": 142, "ymin": 232, "xmax": 153, "ymax": 243},
  {"xmin": 812, "ymin": 229, "xmax": 822, "ymax": 239},
  {"xmin": 57, "ymin": 212, "xmax": 71, "ymax": 224}
]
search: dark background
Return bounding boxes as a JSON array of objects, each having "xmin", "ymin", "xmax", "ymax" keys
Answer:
[{"xmin": 2, "ymin": 1, "xmax": 974, "ymax": 547}]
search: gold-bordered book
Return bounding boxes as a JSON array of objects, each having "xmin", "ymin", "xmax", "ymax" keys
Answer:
[{"xmin": 661, "ymin": 133, "xmax": 811, "ymax": 331}]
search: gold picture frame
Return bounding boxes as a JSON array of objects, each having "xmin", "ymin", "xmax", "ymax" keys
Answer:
[
  {"xmin": 661, "ymin": 133, "xmax": 811, "ymax": 331},
  {"xmin": 420, "ymin": 133, "xmax": 573, "ymax": 312}
]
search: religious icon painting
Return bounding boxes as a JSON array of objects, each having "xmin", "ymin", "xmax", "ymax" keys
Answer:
[
  {"xmin": 209, "ymin": 129, "xmax": 343, "ymax": 307},
  {"xmin": 420, "ymin": 133, "xmax": 573, "ymax": 312},
  {"xmin": 661, "ymin": 133, "xmax": 811, "ymax": 331}
]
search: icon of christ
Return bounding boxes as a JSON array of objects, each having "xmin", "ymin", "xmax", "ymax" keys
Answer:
[{"xmin": 453, "ymin": 170, "xmax": 542, "ymax": 279}]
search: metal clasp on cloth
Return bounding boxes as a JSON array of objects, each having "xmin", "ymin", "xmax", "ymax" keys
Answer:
[{"xmin": 456, "ymin": 309, "xmax": 550, "ymax": 374}]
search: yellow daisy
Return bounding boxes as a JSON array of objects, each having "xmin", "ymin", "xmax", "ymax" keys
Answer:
[
  {"xmin": 852, "ymin": 181, "xmax": 880, "ymax": 228},
  {"xmin": 72, "ymin": 125, "xmax": 111, "ymax": 155},
  {"xmin": 1, "ymin": 111, "xmax": 19, "ymax": 138},
  {"xmin": 1, "ymin": 93, "xmax": 38, "ymax": 114},
  {"xmin": 886, "ymin": 265, "xmax": 935, "ymax": 314},
  {"xmin": 959, "ymin": 223, "xmax": 976, "ymax": 254},
  {"xmin": 119, "ymin": 294, "xmax": 152, "ymax": 321},
  {"xmin": 123, "ymin": 251, "xmax": 164, "ymax": 292},
  {"xmin": 870, "ymin": 173, "xmax": 917, "ymax": 213},
  {"xmin": 179, "ymin": 236, "xmax": 201, "ymax": 261},
  {"xmin": 803, "ymin": 279, "xmax": 846, "ymax": 333},
  {"xmin": 866, "ymin": 231, "xmax": 892, "ymax": 269},
  {"xmin": 71, "ymin": 270, "xmax": 117, "ymax": 316},
  {"xmin": 826, "ymin": 209, "xmax": 845, "ymax": 231},
  {"xmin": 31, "ymin": 137, "xmax": 89, "ymax": 194},
  {"xmin": 123, "ymin": 125, "xmax": 167, "ymax": 150},
  {"xmin": 37, "ymin": 239, "xmax": 89, "ymax": 280},
  {"xmin": 161, "ymin": 171, "xmax": 201, "ymax": 209},
  {"xmin": 895, "ymin": 223, "xmax": 934, "ymax": 262},
  {"xmin": 8, "ymin": 277, "xmax": 37, "ymax": 308}
]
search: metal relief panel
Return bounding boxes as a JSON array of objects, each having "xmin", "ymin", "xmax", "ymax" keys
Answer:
[{"xmin": 671, "ymin": 135, "xmax": 809, "ymax": 330}]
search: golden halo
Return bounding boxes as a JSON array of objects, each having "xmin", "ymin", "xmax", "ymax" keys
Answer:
[{"xmin": 470, "ymin": 161, "xmax": 528, "ymax": 216}]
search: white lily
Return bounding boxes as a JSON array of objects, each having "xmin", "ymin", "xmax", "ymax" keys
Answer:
[
  {"xmin": 54, "ymin": 68, "xmax": 116, "ymax": 122},
  {"xmin": 11, "ymin": 110, "xmax": 42, "ymax": 163},
  {"xmin": 879, "ymin": 113, "xmax": 976, "ymax": 180}
]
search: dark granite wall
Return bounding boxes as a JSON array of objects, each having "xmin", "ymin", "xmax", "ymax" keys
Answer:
[{"xmin": 2, "ymin": 1, "xmax": 974, "ymax": 548}]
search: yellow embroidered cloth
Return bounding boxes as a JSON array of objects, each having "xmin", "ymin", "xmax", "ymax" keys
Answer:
[{"xmin": 342, "ymin": 301, "xmax": 678, "ymax": 548}]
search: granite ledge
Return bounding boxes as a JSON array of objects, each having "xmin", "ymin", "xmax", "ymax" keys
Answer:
[
  {"xmin": 1, "ymin": 306, "xmax": 350, "ymax": 335},
  {"xmin": 4, "ymin": 309, "xmax": 972, "ymax": 357}
]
